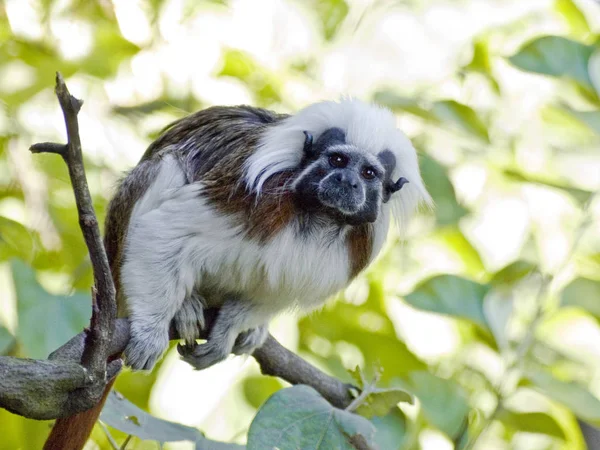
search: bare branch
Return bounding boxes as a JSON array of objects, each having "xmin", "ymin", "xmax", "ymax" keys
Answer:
[{"xmin": 1, "ymin": 318, "xmax": 353, "ymax": 418}]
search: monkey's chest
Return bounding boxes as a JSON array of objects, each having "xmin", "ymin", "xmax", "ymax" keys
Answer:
[{"xmin": 199, "ymin": 227, "xmax": 352, "ymax": 311}]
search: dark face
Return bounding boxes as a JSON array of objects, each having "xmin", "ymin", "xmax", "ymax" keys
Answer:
[{"xmin": 293, "ymin": 128, "xmax": 389, "ymax": 226}]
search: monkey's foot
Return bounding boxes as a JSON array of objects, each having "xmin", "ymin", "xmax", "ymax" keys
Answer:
[
  {"xmin": 173, "ymin": 294, "xmax": 206, "ymax": 346},
  {"xmin": 125, "ymin": 326, "xmax": 169, "ymax": 371},
  {"xmin": 177, "ymin": 339, "xmax": 230, "ymax": 371},
  {"xmin": 232, "ymin": 325, "xmax": 268, "ymax": 355}
]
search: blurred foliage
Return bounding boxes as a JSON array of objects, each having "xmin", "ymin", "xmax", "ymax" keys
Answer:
[{"xmin": 1, "ymin": 0, "xmax": 600, "ymax": 449}]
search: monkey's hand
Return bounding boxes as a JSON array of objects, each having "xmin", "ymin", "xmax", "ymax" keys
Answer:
[
  {"xmin": 173, "ymin": 293, "xmax": 206, "ymax": 346},
  {"xmin": 176, "ymin": 299, "xmax": 269, "ymax": 370},
  {"xmin": 124, "ymin": 324, "xmax": 169, "ymax": 371}
]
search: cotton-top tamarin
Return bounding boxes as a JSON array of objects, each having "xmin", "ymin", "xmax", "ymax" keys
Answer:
[
  {"xmin": 43, "ymin": 98, "xmax": 431, "ymax": 450},
  {"xmin": 108, "ymin": 98, "xmax": 432, "ymax": 371}
]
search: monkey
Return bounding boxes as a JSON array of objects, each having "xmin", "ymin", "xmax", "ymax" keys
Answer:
[{"xmin": 43, "ymin": 98, "xmax": 431, "ymax": 450}]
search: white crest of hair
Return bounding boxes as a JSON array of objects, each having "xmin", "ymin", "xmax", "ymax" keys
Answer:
[{"xmin": 244, "ymin": 97, "xmax": 432, "ymax": 231}]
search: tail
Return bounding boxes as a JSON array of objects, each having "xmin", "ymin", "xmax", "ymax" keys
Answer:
[{"xmin": 43, "ymin": 377, "xmax": 117, "ymax": 450}]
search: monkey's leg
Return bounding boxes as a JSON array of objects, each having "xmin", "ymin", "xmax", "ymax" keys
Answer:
[
  {"xmin": 173, "ymin": 293, "xmax": 206, "ymax": 347},
  {"xmin": 177, "ymin": 299, "xmax": 268, "ymax": 370}
]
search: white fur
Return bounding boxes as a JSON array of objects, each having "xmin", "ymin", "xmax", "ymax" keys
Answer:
[
  {"xmin": 122, "ymin": 155, "xmax": 391, "ymax": 367},
  {"xmin": 244, "ymin": 98, "xmax": 432, "ymax": 232}
]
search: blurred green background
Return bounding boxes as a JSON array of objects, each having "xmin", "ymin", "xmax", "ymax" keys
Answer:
[{"xmin": 1, "ymin": 0, "xmax": 600, "ymax": 449}]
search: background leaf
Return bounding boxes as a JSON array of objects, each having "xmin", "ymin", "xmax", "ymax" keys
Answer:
[
  {"xmin": 509, "ymin": 36, "xmax": 597, "ymax": 93},
  {"xmin": 247, "ymin": 385, "xmax": 376, "ymax": 450},
  {"xmin": 561, "ymin": 277, "xmax": 600, "ymax": 318},
  {"xmin": 11, "ymin": 259, "xmax": 91, "ymax": 359},
  {"xmin": 404, "ymin": 275, "xmax": 490, "ymax": 329}
]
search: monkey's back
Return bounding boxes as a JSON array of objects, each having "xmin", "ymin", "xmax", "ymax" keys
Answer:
[{"xmin": 103, "ymin": 105, "xmax": 288, "ymax": 314}]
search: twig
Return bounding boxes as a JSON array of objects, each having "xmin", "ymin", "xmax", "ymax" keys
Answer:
[{"xmin": 29, "ymin": 72, "xmax": 117, "ymax": 404}]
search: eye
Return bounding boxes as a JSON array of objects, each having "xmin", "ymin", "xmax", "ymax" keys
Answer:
[
  {"xmin": 329, "ymin": 153, "xmax": 349, "ymax": 168},
  {"xmin": 361, "ymin": 166, "xmax": 377, "ymax": 180}
]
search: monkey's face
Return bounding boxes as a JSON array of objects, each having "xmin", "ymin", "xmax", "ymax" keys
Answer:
[{"xmin": 293, "ymin": 128, "xmax": 391, "ymax": 226}]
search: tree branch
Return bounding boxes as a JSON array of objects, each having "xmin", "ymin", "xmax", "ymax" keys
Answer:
[
  {"xmin": 0, "ymin": 72, "xmax": 354, "ymax": 422},
  {"xmin": 0, "ymin": 319, "xmax": 353, "ymax": 419},
  {"xmin": 26, "ymin": 72, "xmax": 118, "ymax": 412}
]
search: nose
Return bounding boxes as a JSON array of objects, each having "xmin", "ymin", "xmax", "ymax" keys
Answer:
[{"xmin": 334, "ymin": 171, "xmax": 359, "ymax": 189}]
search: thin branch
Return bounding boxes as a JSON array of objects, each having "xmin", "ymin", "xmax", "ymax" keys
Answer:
[{"xmin": 27, "ymin": 72, "xmax": 117, "ymax": 411}]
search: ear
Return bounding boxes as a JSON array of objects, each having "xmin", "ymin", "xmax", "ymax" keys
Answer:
[
  {"xmin": 302, "ymin": 131, "xmax": 315, "ymax": 158},
  {"xmin": 388, "ymin": 177, "xmax": 409, "ymax": 196}
]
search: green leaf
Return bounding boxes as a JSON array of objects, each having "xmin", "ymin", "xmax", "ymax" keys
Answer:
[
  {"xmin": 354, "ymin": 387, "xmax": 413, "ymax": 418},
  {"xmin": 502, "ymin": 167, "xmax": 594, "ymax": 205},
  {"xmin": 497, "ymin": 409, "xmax": 565, "ymax": 439},
  {"xmin": 431, "ymin": 100, "xmax": 490, "ymax": 143},
  {"xmin": 561, "ymin": 106, "xmax": 600, "ymax": 135},
  {"xmin": 247, "ymin": 385, "xmax": 376, "ymax": 450},
  {"xmin": 463, "ymin": 38, "xmax": 500, "ymax": 93},
  {"xmin": 490, "ymin": 260, "xmax": 536, "ymax": 286},
  {"xmin": 242, "ymin": 375, "xmax": 284, "ymax": 409},
  {"xmin": 0, "ymin": 217, "xmax": 35, "ymax": 262},
  {"xmin": 371, "ymin": 409, "xmax": 407, "ymax": 450},
  {"xmin": 308, "ymin": 0, "xmax": 349, "ymax": 40},
  {"xmin": 101, "ymin": 391, "xmax": 243, "ymax": 449},
  {"xmin": 11, "ymin": 259, "xmax": 91, "ymax": 359},
  {"xmin": 373, "ymin": 92, "xmax": 438, "ymax": 122},
  {"xmin": 432, "ymin": 226, "xmax": 486, "ymax": 277},
  {"xmin": 408, "ymin": 371, "xmax": 470, "ymax": 438},
  {"xmin": 526, "ymin": 370, "xmax": 600, "ymax": 425},
  {"xmin": 404, "ymin": 275, "xmax": 490, "ymax": 329},
  {"xmin": 420, "ymin": 155, "xmax": 468, "ymax": 226},
  {"xmin": 554, "ymin": 0, "xmax": 592, "ymax": 39},
  {"xmin": 561, "ymin": 277, "xmax": 600, "ymax": 318},
  {"xmin": 374, "ymin": 92, "xmax": 490, "ymax": 142},
  {"xmin": 509, "ymin": 36, "xmax": 596, "ymax": 93},
  {"xmin": 0, "ymin": 325, "xmax": 14, "ymax": 355}
]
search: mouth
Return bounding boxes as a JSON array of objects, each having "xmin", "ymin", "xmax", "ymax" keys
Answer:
[{"xmin": 317, "ymin": 185, "xmax": 365, "ymax": 215}]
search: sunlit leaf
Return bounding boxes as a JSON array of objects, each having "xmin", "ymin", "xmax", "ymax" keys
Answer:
[
  {"xmin": 463, "ymin": 37, "xmax": 500, "ymax": 93},
  {"xmin": 526, "ymin": 370, "xmax": 600, "ymax": 425},
  {"xmin": 0, "ymin": 325, "xmax": 14, "ymax": 355},
  {"xmin": 561, "ymin": 105, "xmax": 600, "ymax": 135},
  {"xmin": 561, "ymin": 277, "xmax": 600, "ymax": 318},
  {"xmin": 431, "ymin": 100, "xmax": 490, "ymax": 143},
  {"xmin": 374, "ymin": 91, "xmax": 490, "ymax": 142},
  {"xmin": 502, "ymin": 167, "xmax": 594, "ymax": 205},
  {"xmin": 11, "ymin": 259, "xmax": 91, "ymax": 359},
  {"xmin": 308, "ymin": 0, "xmax": 349, "ymax": 40},
  {"xmin": 247, "ymin": 385, "xmax": 376, "ymax": 450},
  {"xmin": 554, "ymin": 0, "xmax": 592, "ymax": 40},
  {"xmin": 404, "ymin": 275, "xmax": 490, "ymax": 329},
  {"xmin": 354, "ymin": 387, "xmax": 412, "ymax": 418},
  {"xmin": 101, "ymin": 391, "xmax": 243, "ymax": 449},
  {"xmin": 0, "ymin": 217, "xmax": 35, "ymax": 262},
  {"xmin": 408, "ymin": 371, "xmax": 470, "ymax": 438},
  {"xmin": 490, "ymin": 260, "xmax": 536, "ymax": 286},
  {"xmin": 497, "ymin": 409, "xmax": 566, "ymax": 439},
  {"xmin": 373, "ymin": 92, "xmax": 438, "ymax": 121},
  {"xmin": 242, "ymin": 375, "xmax": 284, "ymax": 409},
  {"xmin": 509, "ymin": 36, "xmax": 596, "ymax": 94},
  {"xmin": 420, "ymin": 155, "xmax": 468, "ymax": 226},
  {"xmin": 432, "ymin": 226, "xmax": 486, "ymax": 277}
]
